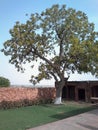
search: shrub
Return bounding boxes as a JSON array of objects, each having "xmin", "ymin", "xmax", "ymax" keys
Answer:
[
  {"xmin": 0, "ymin": 99, "xmax": 53, "ymax": 109},
  {"xmin": 0, "ymin": 76, "xmax": 10, "ymax": 87}
]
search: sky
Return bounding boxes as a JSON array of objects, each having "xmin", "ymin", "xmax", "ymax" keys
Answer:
[{"xmin": 0, "ymin": 0, "xmax": 98, "ymax": 86}]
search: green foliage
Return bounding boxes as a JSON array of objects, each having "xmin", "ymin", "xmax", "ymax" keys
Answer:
[
  {"xmin": 0, "ymin": 99, "xmax": 53, "ymax": 110},
  {"xmin": 1, "ymin": 4, "xmax": 98, "ymax": 85},
  {"xmin": 0, "ymin": 77, "xmax": 10, "ymax": 87}
]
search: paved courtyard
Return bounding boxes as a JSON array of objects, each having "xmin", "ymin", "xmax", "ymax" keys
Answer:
[{"xmin": 28, "ymin": 109, "xmax": 98, "ymax": 130}]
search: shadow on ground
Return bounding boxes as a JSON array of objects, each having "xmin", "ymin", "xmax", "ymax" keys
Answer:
[
  {"xmin": 49, "ymin": 107, "xmax": 95, "ymax": 120},
  {"xmin": 78, "ymin": 123, "xmax": 98, "ymax": 130}
]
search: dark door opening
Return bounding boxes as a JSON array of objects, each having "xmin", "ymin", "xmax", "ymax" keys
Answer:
[
  {"xmin": 78, "ymin": 89, "xmax": 85, "ymax": 101},
  {"xmin": 62, "ymin": 86, "xmax": 67, "ymax": 99},
  {"xmin": 69, "ymin": 86, "xmax": 75, "ymax": 100},
  {"xmin": 92, "ymin": 86, "xmax": 98, "ymax": 97},
  {"xmin": 62, "ymin": 86, "xmax": 75, "ymax": 100}
]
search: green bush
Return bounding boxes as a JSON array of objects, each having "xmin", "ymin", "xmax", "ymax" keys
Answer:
[
  {"xmin": 0, "ymin": 76, "xmax": 10, "ymax": 87},
  {"xmin": 0, "ymin": 99, "xmax": 53, "ymax": 109}
]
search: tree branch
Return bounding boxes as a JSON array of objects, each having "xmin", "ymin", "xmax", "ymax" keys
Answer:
[
  {"xmin": 49, "ymin": 71, "xmax": 58, "ymax": 82},
  {"xmin": 33, "ymin": 47, "xmax": 57, "ymax": 71}
]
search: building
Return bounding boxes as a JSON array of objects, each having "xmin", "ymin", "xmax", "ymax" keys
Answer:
[{"xmin": 62, "ymin": 81, "xmax": 98, "ymax": 102}]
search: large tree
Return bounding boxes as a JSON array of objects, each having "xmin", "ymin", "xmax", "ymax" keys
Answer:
[{"xmin": 1, "ymin": 5, "xmax": 98, "ymax": 104}]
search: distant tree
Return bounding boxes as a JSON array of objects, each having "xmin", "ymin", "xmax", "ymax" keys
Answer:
[
  {"xmin": 1, "ymin": 5, "xmax": 98, "ymax": 104},
  {"xmin": 0, "ymin": 76, "xmax": 10, "ymax": 87}
]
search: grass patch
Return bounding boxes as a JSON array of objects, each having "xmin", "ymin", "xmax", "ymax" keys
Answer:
[{"xmin": 0, "ymin": 102, "xmax": 96, "ymax": 130}]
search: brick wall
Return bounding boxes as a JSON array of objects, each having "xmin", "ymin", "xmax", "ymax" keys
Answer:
[{"xmin": 0, "ymin": 87, "xmax": 56, "ymax": 102}]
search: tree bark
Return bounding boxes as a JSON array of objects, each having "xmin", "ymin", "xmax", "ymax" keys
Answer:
[{"xmin": 54, "ymin": 80, "xmax": 65, "ymax": 104}]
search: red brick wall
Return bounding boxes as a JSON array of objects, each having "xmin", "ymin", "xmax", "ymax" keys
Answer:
[{"xmin": 0, "ymin": 87, "xmax": 56, "ymax": 102}]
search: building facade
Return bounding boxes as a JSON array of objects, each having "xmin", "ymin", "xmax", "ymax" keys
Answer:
[{"xmin": 62, "ymin": 81, "xmax": 98, "ymax": 102}]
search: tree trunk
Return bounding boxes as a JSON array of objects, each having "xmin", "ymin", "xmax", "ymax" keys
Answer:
[{"xmin": 54, "ymin": 80, "xmax": 65, "ymax": 104}]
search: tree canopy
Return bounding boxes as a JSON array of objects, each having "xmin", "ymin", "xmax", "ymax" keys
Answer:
[
  {"xmin": 1, "ymin": 4, "xmax": 98, "ymax": 103},
  {"xmin": 0, "ymin": 76, "xmax": 10, "ymax": 87}
]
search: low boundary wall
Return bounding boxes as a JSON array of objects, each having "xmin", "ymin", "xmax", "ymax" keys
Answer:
[{"xmin": 0, "ymin": 87, "xmax": 56, "ymax": 102}]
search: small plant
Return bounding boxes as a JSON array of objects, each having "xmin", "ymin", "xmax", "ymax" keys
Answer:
[{"xmin": 0, "ymin": 76, "xmax": 10, "ymax": 87}]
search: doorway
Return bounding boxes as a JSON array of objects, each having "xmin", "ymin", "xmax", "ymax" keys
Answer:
[{"xmin": 78, "ymin": 89, "xmax": 85, "ymax": 101}]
